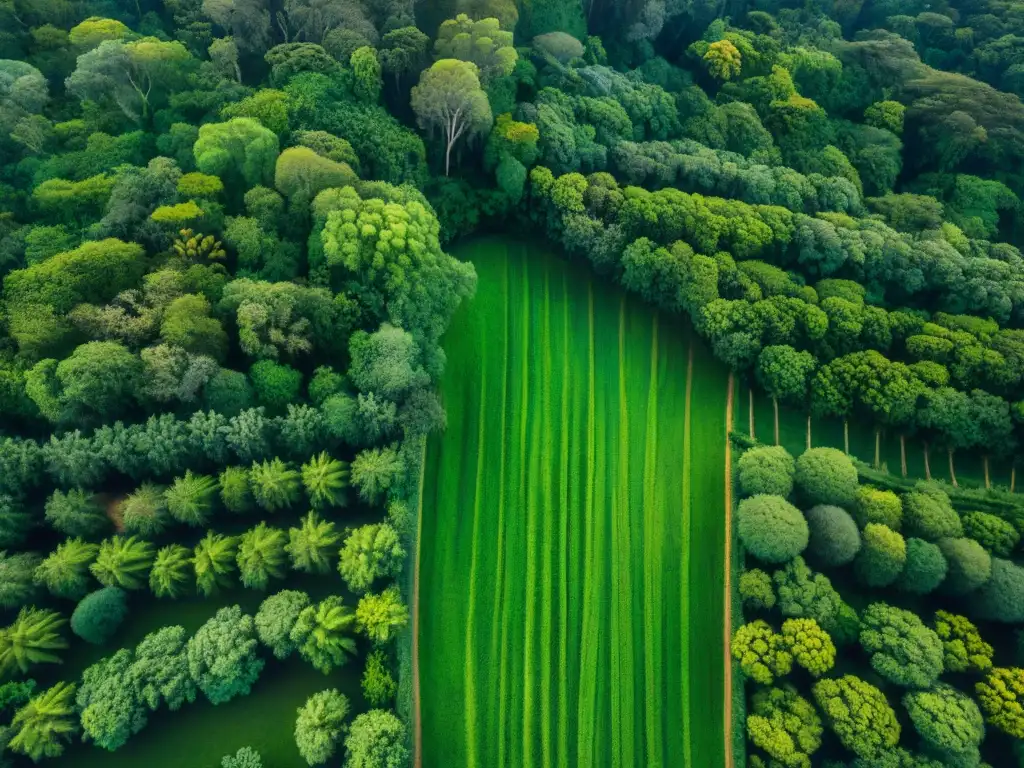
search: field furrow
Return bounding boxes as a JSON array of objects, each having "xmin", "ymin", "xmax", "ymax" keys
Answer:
[{"xmin": 419, "ymin": 238, "xmax": 728, "ymax": 767}]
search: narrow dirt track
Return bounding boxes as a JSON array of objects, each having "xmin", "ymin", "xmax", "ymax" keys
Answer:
[
  {"xmin": 413, "ymin": 437, "xmax": 426, "ymax": 768},
  {"xmin": 723, "ymin": 373, "xmax": 735, "ymax": 768}
]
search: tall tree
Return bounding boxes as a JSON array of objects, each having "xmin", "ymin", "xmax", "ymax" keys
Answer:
[{"xmin": 411, "ymin": 59, "xmax": 492, "ymax": 175}]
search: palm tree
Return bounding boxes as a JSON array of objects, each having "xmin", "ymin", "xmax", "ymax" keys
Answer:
[
  {"xmin": 286, "ymin": 511, "xmax": 340, "ymax": 574},
  {"xmin": 90, "ymin": 536, "xmax": 154, "ymax": 590},
  {"xmin": 250, "ymin": 459, "xmax": 301, "ymax": 511},
  {"xmin": 290, "ymin": 596, "xmax": 357, "ymax": 673},
  {"xmin": 34, "ymin": 538, "xmax": 98, "ymax": 600},
  {"xmin": 301, "ymin": 452, "xmax": 350, "ymax": 508},
  {"xmin": 237, "ymin": 523, "xmax": 288, "ymax": 590},
  {"xmin": 149, "ymin": 544, "xmax": 194, "ymax": 599},
  {"xmin": 119, "ymin": 484, "xmax": 170, "ymax": 537},
  {"xmin": 165, "ymin": 471, "xmax": 219, "ymax": 527},
  {"xmin": 193, "ymin": 532, "xmax": 239, "ymax": 596},
  {"xmin": 0, "ymin": 607, "xmax": 68, "ymax": 677},
  {"xmin": 7, "ymin": 682, "xmax": 79, "ymax": 762}
]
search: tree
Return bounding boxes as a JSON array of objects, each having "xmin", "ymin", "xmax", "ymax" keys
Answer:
[
  {"xmin": 739, "ymin": 569, "xmax": 776, "ymax": 612},
  {"xmin": 237, "ymin": 522, "xmax": 288, "ymax": 590},
  {"xmin": 295, "ymin": 688, "xmax": 349, "ymax": 765},
  {"xmin": 938, "ymin": 537, "xmax": 992, "ymax": 596},
  {"xmin": 187, "ymin": 605, "xmax": 264, "ymax": 705},
  {"xmin": 344, "ymin": 709, "xmax": 408, "ymax": 768},
  {"xmin": 974, "ymin": 557, "xmax": 1024, "ymax": 623},
  {"xmin": 860, "ymin": 602, "xmax": 944, "ymax": 689},
  {"xmin": 0, "ymin": 607, "xmax": 68, "ymax": 677},
  {"xmin": 0, "ymin": 551, "xmax": 41, "ymax": 610},
  {"xmin": 194, "ymin": 118, "xmax": 280, "ymax": 189},
  {"xmin": 705, "ymin": 39, "xmax": 743, "ymax": 81},
  {"xmin": 805, "ymin": 505, "xmax": 861, "ymax": 568},
  {"xmin": 350, "ymin": 46, "xmax": 382, "ymax": 103},
  {"xmin": 223, "ymin": 747, "xmax": 264, "ymax": 768},
  {"xmin": 120, "ymin": 484, "xmax": 171, "ymax": 537},
  {"xmin": 0, "ymin": 496, "xmax": 32, "ymax": 550},
  {"xmin": 205, "ymin": 370, "xmax": 255, "ymax": 417},
  {"xmin": 362, "ymin": 650, "xmax": 396, "ymax": 706},
  {"xmin": 348, "ymin": 324, "xmax": 430, "ymax": 402},
  {"xmin": 250, "ymin": 360, "xmax": 302, "ymax": 413},
  {"xmin": 128, "ymin": 625, "xmax": 195, "ymax": 711},
  {"xmin": 194, "ymin": 532, "xmax": 239, "ymax": 596},
  {"xmin": 731, "ymin": 620, "xmax": 792, "ymax": 685},
  {"xmin": 291, "ymin": 596, "xmax": 357, "ymax": 673},
  {"xmin": 44, "ymin": 489, "xmax": 109, "ymax": 538},
  {"xmin": 287, "ymin": 511, "xmax": 341, "ymax": 574},
  {"xmin": 963, "ymin": 511, "xmax": 1019, "ymax": 557},
  {"xmin": 379, "ymin": 26, "xmax": 429, "ymax": 90},
  {"xmin": 161, "ymin": 295, "xmax": 228, "ymax": 360},
  {"xmin": 746, "ymin": 685, "xmax": 822, "ymax": 768},
  {"xmin": 338, "ymin": 524, "xmax": 404, "ymax": 593},
  {"xmin": 301, "ymin": 452, "xmax": 349, "ymax": 508},
  {"xmin": 7, "ymin": 682, "xmax": 79, "ymax": 762},
  {"xmin": 250, "ymin": 458, "xmax": 302, "ymax": 511},
  {"xmin": 977, "ymin": 667, "xmax": 1024, "ymax": 738},
  {"xmin": 411, "ymin": 59, "xmax": 492, "ymax": 175},
  {"xmin": 794, "ymin": 447, "xmax": 858, "ymax": 508},
  {"xmin": 256, "ymin": 589, "xmax": 309, "ymax": 660},
  {"xmin": 736, "ymin": 445, "xmax": 795, "ymax": 497},
  {"xmin": 773, "ymin": 556, "xmax": 859, "ymax": 644},
  {"xmin": 149, "ymin": 544, "xmax": 194, "ymax": 599},
  {"xmin": 350, "ymin": 446, "xmax": 405, "ymax": 504},
  {"xmin": 897, "ymin": 538, "xmax": 948, "ymax": 595},
  {"xmin": 854, "ymin": 486, "xmax": 902, "ymax": 530},
  {"xmin": 219, "ymin": 467, "xmax": 255, "ymax": 514},
  {"xmin": 737, "ymin": 495, "xmax": 809, "ymax": 564},
  {"xmin": 77, "ymin": 649, "xmax": 147, "ymax": 750},
  {"xmin": 35, "ymin": 538, "xmax": 98, "ymax": 600},
  {"xmin": 71, "ymin": 587, "xmax": 128, "ymax": 645},
  {"xmin": 813, "ymin": 675, "xmax": 900, "ymax": 760},
  {"xmin": 33, "ymin": 341, "xmax": 144, "ymax": 427},
  {"xmin": 91, "ymin": 536, "xmax": 154, "ymax": 590},
  {"xmin": 434, "ymin": 15, "xmax": 516, "ymax": 84},
  {"xmin": 781, "ymin": 618, "xmax": 836, "ymax": 677},
  {"xmin": 355, "ymin": 586, "xmax": 407, "ymax": 645},
  {"xmin": 902, "ymin": 491, "xmax": 963, "ymax": 541},
  {"xmin": 165, "ymin": 471, "xmax": 219, "ymax": 527},
  {"xmin": 855, "ymin": 523, "xmax": 907, "ymax": 588},
  {"xmin": 275, "ymin": 146, "xmax": 357, "ymax": 211},
  {"xmin": 903, "ymin": 684, "xmax": 985, "ymax": 767},
  {"xmin": 934, "ymin": 611, "xmax": 993, "ymax": 674}
]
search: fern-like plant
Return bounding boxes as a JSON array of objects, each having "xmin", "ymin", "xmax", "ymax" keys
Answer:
[
  {"xmin": 250, "ymin": 459, "xmax": 301, "ymax": 511},
  {"xmin": 7, "ymin": 682, "xmax": 79, "ymax": 762},
  {"xmin": 193, "ymin": 532, "xmax": 239, "ymax": 596},
  {"xmin": 34, "ymin": 538, "xmax": 98, "ymax": 600},
  {"xmin": 150, "ymin": 544, "xmax": 194, "ymax": 599},
  {"xmin": 165, "ymin": 471, "xmax": 219, "ymax": 527},
  {"xmin": 301, "ymin": 452, "xmax": 349, "ymax": 508},
  {"xmin": 290, "ymin": 596, "xmax": 357, "ymax": 673},
  {"xmin": 0, "ymin": 607, "xmax": 68, "ymax": 677},
  {"xmin": 90, "ymin": 536, "xmax": 154, "ymax": 590},
  {"xmin": 237, "ymin": 523, "xmax": 288, "ymax": 590},
  {"xmin": 286, "ymin": 511, "xmax": 340, "ymax": 574},
  {"xmin": 120, "ymin": 484, "xmax": 170, "ymax": 537}
]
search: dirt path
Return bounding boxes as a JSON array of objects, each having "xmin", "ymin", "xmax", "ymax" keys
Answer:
[
  {"xmin": 412, "ymin": 437, "xmax": 427, "ymax": 768},
  {"xmin": 723, "ymin": 372, "xmax": 735, "ymax": 768}
]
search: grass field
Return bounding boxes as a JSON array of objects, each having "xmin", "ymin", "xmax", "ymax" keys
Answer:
[{"xmin": 418, "ymin": 237, "xmax": 730, "ymax": 767}]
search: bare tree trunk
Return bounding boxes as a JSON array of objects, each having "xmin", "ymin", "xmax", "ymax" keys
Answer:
[
  {"xmin": 874, "ymin": 428, "xmax": 881, "ymax": 469},
  {"xmin": 806, "ymin": 413, "xmax": 812, "ymax": 451},
  {"xmin": 844, "ymin": 420, "xmax": 849, "ymax": 455},
  {"xmin": 984, "ymin": 455, "xmax": 991, "ymax": 489},
  {"xmin": 948, "ymin": 447, "xmax": 958, "ymax": 488},
  {"xmin": 900, "ymin": 435, "xmax": 907, "ymax": 477},
  {"xmin": 924, "ymin": 442, "xmax": 932, "ymax": 481},
  {"xmin": 445, "ymin": 137, "xmax": 453, "ymax": 176},
  {"xmin": 749, "ymin": 388, "xmax": 755, "ymax": 440},
  {"xmin": 773, "ymin": 397, "xmax": 780, "ymax": 446}
]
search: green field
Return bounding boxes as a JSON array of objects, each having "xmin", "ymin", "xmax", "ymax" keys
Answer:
[{"xmin": 418, "ymin": 237, "xmax": 730, "ymax": 767}]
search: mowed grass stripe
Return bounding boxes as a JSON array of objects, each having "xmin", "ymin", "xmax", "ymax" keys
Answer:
[
  {"xmin": 681, "ymin": 339, "xmax": 694, "ymax": 768},
  {"xmin": 419, "ymin": 238, "xmax": 730, "ymax": 767}
]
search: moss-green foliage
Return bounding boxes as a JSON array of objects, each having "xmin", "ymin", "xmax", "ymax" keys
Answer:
[
  {"xmin": 963, "ymin": 511, "xmax": 1020, "ymax": 557},
  {"xmin": 746, "ymin": 685, "xmax": 822, "ymax": 768},
  {"xmin": 977, "ymin": 667, "xmax": 1024, "ymax": 738},
  {"xmin": 362, "ymin": 650, "xmax": 396, "ymax": 706},
  {"xmin": 781, "ymin": 618, "xmax": 835, "ymax": 677},
  {"xmin": 804, "ymin": 504, "xmax": 861, "ymax": 567},
  {"xmin": 903, "ymin": 684, "xmax": 985, "ymax": 767},
  {"xmin": 294, "ymin": 688, "xmax": 349, "ymax": 765},
  {"xmin": 794, "ymin": 448, "xmax": 858, "ymax": 508},
  {"xmin": 974, "ymin": 557, "xmax": 1024, "ymax": 623},
  {"xmin": 71, "ymin": 587, "xmax": 128, "ymax": 645},
  {"xmin": 934, "ymin": 611, "xmax": 993, "ymax": 674},
  {"xmin": 897, "ymin": 538, "xmax": 948, "ymax": 595},
  {"xmin": 902, "ymin": 491, "xmax": 963, "ymax": 541},
  {"xmin": 732, "ymin": 620, "xmax": 792, "ymax": 685},
  {"xmin": 937, "ymin": 537, "xmax": 993, "ymax": 596},
  {"xmin": 739, "ymin": 568, "xmax": 776, "ymax": 611},
  {"xmin": 854, "ymin": 486, "xmax": 902, "ymax": 530},
  {"xmin": 859, "ymin": 602, "xmax": 944, "ymax": 689},
  {"xmin": 737, "ymin": 495, "xmax": 809, "ymax": 563},
  {"xmin": 813, "ymin": 675, "xmax": 901, "ymax": 759},
  {"xmin": 855, "ymin": 524, "xmax": 907, "ymax": 588},
  {"xmin": 737, "ymin": 445, "xmax": 795, "ymax": 497},
  {"xmin": 773, "ymin": 556, "xmax": 859, "ymax": 645}
]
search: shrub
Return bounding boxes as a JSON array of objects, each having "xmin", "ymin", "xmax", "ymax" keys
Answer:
[
  {"xmin": 854, "ymin": 524, "xmax": 906, "ymax": 588},
  {"xmin": 739, "ymin": 568, "xmax": 775, "ymax": 611},
  {"xmin": 362, "ymin": 650, "xmax": 396, "ymax": 706},
  {"xmin": 854, "ymin": 486, "xmax": 901, "ymax": 530},
  {"xmin": 812, "ymin": 675, "xmax": 900, "ymax": 759},
  {"xmin": 746, "ymin": 685, "xmax": 822, "ymax": 767},
  {"xmin": 731, "ymin": 620, "xmax": 792, "ymax": 685},
  {"xmin": 903, "ymin": 684, "xmax": 984, "ymax": 767},
  {"xmin": 897, "ymin": 538, "xmax": 947, "ymax": 595},
  {"xmin": 934, "ymin": 611, "xmax": 993, "ymax": 674},
  {"xmin": 794, "ymin": 447, "xmax": 858, "ymax": 508},
  {"xmin": 977, "ymin": 667, "xmax": 1024, "ymax": 738},
  {"xmin": 737, "ymin": 495, "xmax": 808, "ymax": 564},
  {"xmin": 974, "ymin": 557, "xmax": 1024, "ymax": 623},
  {"xmin": 737, "ymin": 446, "xmax": 795, "ymax": 497},
  {"xmin": 902, "ymin": 491, "xmax": 962, "ymax": 541},
  {"xmin": 937, "ymin": 537, "xmax": 992, "ymax": 595},
  {"xmin": 71, "ymin": 587, "xmax": 128, "ymax": 645},
  {"xmin": 804, "ymin": 505, "xmax": 861, "ymax": 567},
  {"xmin": 859, "ymin": 602, "xmax": 944, "ymax": 689},
  {"xmin": 963, "ymin": 511, "xmax": 1019, "ymax": 557}
]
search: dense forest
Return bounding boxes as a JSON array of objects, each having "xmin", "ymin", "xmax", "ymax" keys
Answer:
[{"xmin": 1, "ymin": 0, "xmax": 1024, "ymax": 765}]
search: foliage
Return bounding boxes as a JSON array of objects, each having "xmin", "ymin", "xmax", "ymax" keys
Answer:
[
  {"xmin": 91, "ymin": 536, "xmax": 154, "ymax": 590},
  {"xmin": 149, "ymin": 544, "xmax": 194, "ymax": 599},
  {"xmin": 344, "ymin": 709, "xmax": 408, "ymax": 768},
  {"xmin": 781, "ymin": 618, "xmax": 835, "ymax": 678},
  {"xmin": 859, "ymin": 602, "xmax": 944, "ymax": 689},
  {"xmin": 193, "ymin": 533, "xmax": 239, "ymax": 596},
  {"xmin": 794, "ymin": 448, "xmax": 859, "ymax": 508},
  {"xmin": 362, "ymin": 650, "xmax": 396, "ymax": 706},
  {"xmin": 291, "ymin": 596, "xmax": 357, "ymax": 673},
  {"xmin": 737, "ymin": 445, "xmax": 795, "ymax": 498},
  {"xmin": 855, "ymin": 524, "xmax": 907, "ymax": 588},
  {"xmin": 962, "ymin": 511, "xmax": 1019, "ymax": 557},
  {"xmin": 736, "ymin": 495, "xmax": 808, "ymax": 564},
  {"xmin": 805, "ymin": 505, "xmax": 861, "ymax": 567},
  {"xmin": 0, "ymin": 607, "xmax": 67, "ymax": 677},
  {"xmin": 338, "ymin": 523, "xmax": 405, "ymax": 593},
  {"xmin": 854, "ymin": 487, "xmax": 902, "ymax": 530},
  {"xmin": 78, "ymin": 648, "xmax": 147, "ymax": 750},
  {"xmin": 974, "ymin": 558, "xmax": 1024, "ymax": 623},
  {"xmin": 903, "ymin": 684, "xmax": 985, "ymax": 768},
  {"xmin": 934, "ymin": 611, "xmax": 993, "ymax": 674},
  {"xmin": 813, "ymin": 675, "xmax": 901, "ymax": 760},
  {"xmin": 129, "ymin": 626, "xmax": 195, "ymax": 711},
  {"xmin": 120, "ymin": 483, "xmax": 170, "ymax": 537},
  {"xmin": 35, "ymin": 539, "xmax": 97, "ymax": 600},
  {"xmin": 165, "ymin": 471, "xmax": 219, "ymax": 527},
  {"xmin": 355, "ymin": 586, "xmax": 408, "ymax": 645},
  {"xmin": 236, "ymin": 522, "xmax": 288, "ymax": 590},
  {"xmin": 7, "ymin": 682, "xmax": 78, "ymax": 762},
  {"xmin": 746, "ymin": 685, "xmax": 822, "ymax": 768},
  {"xmin": 902, "ymin": 491, "xmax": 963, "ymax": 541},
  {"xmin": 773, "ymin": 556, "xmax": 859, "ymax": 645},
  {"xmin": 739, "ymin": 569, "xmax": 776, "ymax": 612},
  {"xmin": 295, "ymin": 688, "xmax": 350, "ymax": 765},
  {"xmin": 44, "ymin": 489, "xmax": 108, "ymax": 538},
  {"xmin": 0, "ymin": 551, "xmax": 41, "ymax": 610},
  {"xmin": 732, "ymin": 620, "xmax": 792, "ymax": 685},
  {"xmin": 255, "ymin": 589, "xmax": 309, "ymax": 660},
  {"xmin": 186, "ymin": 605, "xmax": 265, "ymax": 705},
  {"xmin": 301, "ymin": 452, "xmax": 349, "ymax": 508},
  {"xmin": 222, "ymin": 747, "xmax": 263, "ymax": 768},
  {"xmin": 937, "ymin": 537, "xmax": 993, "ymax": 596},
  {"xmin": 287, "ymin": 511, "xmax": 340, "ymax": 574},
  {"xmin": 71, "ymin": 587, "xmax": 128, "ymax": 645},
  {"xmin": 250, "ymin": 458, "xmax": 302, "ymax": 511},
  {"xmin": 897, "ymin": 538, "xmax": 948, "ymax": 595}
]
